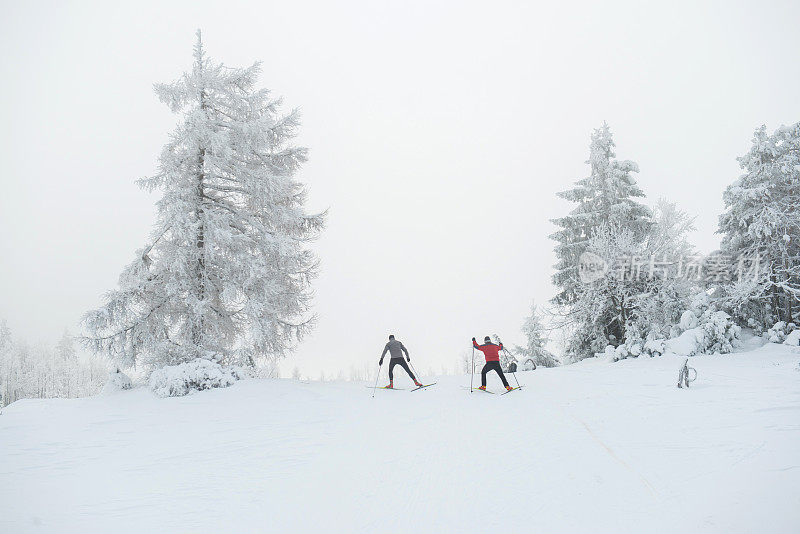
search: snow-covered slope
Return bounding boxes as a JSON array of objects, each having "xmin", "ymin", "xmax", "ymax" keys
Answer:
[{"xmin": 1, "ymin": 343, "xmax": 799, "ymax": 533}]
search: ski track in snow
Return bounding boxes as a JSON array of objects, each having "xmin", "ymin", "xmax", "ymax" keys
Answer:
[
  {"xmin": 565, "ymin": 409, "xmax": 657, "ymax": 496},
  {"xmin": 1, "ymin": 344, "xmax": 799, "ymax": 533}
]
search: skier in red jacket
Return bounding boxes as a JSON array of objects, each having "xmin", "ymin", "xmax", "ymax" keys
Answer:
[{"xmin": 473, "ymin": 336, "xmax": 513, "ymax": 391}]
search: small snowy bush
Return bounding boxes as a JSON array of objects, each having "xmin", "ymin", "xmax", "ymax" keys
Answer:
[
  {"xmin": 783, "ymin": 329, "xmax": 800, "ymax": 347},
  {"xmin": 682, "ymin": 293, "xmax": 740, "ymax": 355},
  {"xmin": 665, "ymin": 309, "xmax": 741, "ymax": 356},
  {"xmin": 101, "ymin": 369, "xmax": 133, "ymax": 395},
  {"xmin": 643, "ymin": 338, "xmax": 666, "ymax": 357},
  {"xmin": 596, "ymin": 345, "xmax": 620, "ymax": 362},
  {"xmin": 679, "ymin": 310, "xmax": 699, "ymax": 331},
  {"xmin": 616, "ymin": 327, "xmax": 667, "ymax": 359},
  {"xmin": 149, "ymin": 359, "xmax": 243, "ymax": 398},
  {"xmin": 765, "ymin": 321, "xmax": 796, "ymax": 343},
  {"xmin": 666, "ymin": 328, "xmax": 705, "ymax": 356},
  {"xmin": 699, "ymin": 310, "xmax": 741, "ymax": 354}
]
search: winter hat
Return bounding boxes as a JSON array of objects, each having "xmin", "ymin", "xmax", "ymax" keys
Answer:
[{"xmin": 484, "ymin": 336, "xmax": 491, "ymax": 343}]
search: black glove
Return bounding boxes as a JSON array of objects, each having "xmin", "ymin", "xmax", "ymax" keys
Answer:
[
  {"xmin": 472, "ymin": 337, "xmax": 476, "ymax": 342},
  {"xmin": 379, "ymin": 359, "xmax": 383, "ymax": 366},
  {"xmin": 406, "ymin": 357, "xmax": 410, "ymax": 362}
]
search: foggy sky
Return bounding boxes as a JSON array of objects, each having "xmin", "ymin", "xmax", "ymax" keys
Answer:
[{"xmin": 1, "ymin": 0, "xmax": 799, "ymax": 377}]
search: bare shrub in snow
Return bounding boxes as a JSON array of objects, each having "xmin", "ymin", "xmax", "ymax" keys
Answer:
[
  {"xmin": 149, "ymin": 358, "xmax": 243, "ymax": 397},
  {"xmin": 251, "ymin": 360, "xmax": 284, "ymax": 379}
]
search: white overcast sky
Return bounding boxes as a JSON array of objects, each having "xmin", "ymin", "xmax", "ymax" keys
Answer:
[{"xmin": 1, "ymin": 0, "xmax": 799, "ymax": 377}]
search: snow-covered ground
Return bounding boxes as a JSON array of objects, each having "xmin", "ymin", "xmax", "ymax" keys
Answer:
[{"xmin": 2, "ymin": 341, "xmax": 799, "ymax": 533}]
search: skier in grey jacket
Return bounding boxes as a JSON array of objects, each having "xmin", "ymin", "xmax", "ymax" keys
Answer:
[{"xmin": 379, "ymin": 335, "xmax": 422, "ymax": 389}]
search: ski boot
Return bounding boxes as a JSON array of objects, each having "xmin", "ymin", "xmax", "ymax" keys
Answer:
[
  {"xmin": 505, "ymin": 385, "xmax": 514, "ymax": 392},
  {"xmin": 383, "ymin": 381, "xmax": 394, "ymax": 389},
  {"xmin": 414, "ymin": 380, "xmax": 423, "ymax": 387},
  {"xmin": 477, "ymin": 385, "xmax": 486, "ymax": 391}
]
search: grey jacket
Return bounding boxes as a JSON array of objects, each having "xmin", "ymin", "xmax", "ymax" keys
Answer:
[{"xmin": 381, "ymin": 339, "xmax": 409, "ymax": 360}]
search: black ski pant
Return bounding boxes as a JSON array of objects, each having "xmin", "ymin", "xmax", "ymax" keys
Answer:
[
  {"xmin": 481, "ymin": 361, "xmax": 509, "ymax": 387},
  {"xmin": 389, "ymin": 358, "xmax": 416, "ymax": 382}
]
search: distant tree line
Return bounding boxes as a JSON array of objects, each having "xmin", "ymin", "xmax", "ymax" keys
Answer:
[{"xmin": 0, "ymin": 320, "xmax": 109, "ymax": 408}]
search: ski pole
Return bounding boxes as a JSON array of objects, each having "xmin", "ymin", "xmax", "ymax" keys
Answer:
[
  {"xmin": 470, "ymin": 345, "xmax": 475, "ymax": 392},
  {"xmin": 371, "ymin": 361, "xmax": 383, "ymax": 399},
  {"xmin": 409, "ymin": 361, "xmax": 422, "ymax": 384},
  {"xmin": 503, "ymin": 347, "xmax": 522, "ymax": 389},
  {"xmin": 511, "ymin": 369, "xmax": 521, "ymax": 389}
]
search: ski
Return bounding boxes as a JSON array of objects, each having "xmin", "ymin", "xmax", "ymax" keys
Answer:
[
  {"xmin": 366, "ymin": 386, "xmax": 405, "ymax": 390},
  {"xmin": 460, "ymin": 386, "xmax": 494, "ymax": 394},
  {"xmin": 460, "ymin": 385, "xmax": 519, "ymax": 394},
  {"xmin": 410, "ymin": 383, "xmax": 437, "ymax": 392}
]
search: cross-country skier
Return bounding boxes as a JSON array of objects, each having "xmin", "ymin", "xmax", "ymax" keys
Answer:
[
  {"xmin": 473, "ymin": 336, "xmax": 513, "ymax": 391},
  {"xmin": 380, "ymin": 335, "xmax": 422, "ymax": 389}
]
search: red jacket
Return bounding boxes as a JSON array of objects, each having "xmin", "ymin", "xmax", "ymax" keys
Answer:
[{"xmin": 473, "ymin": 340, "xmax": 503, "ymax": 362}]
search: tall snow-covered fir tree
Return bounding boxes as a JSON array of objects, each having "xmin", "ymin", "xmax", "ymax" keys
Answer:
[
  {"xmin": 550, "ymin": 123, "xmax": 651, "ymax": 307},
  {"xmin": 82, "ymin": 31, "xmax": 325, "ymax": 370},
  {"xmin": 718, "ymin": 122, "xmax": 800, "ymax": 327},
  {"xmin": 550, "ymin": 124, "xmax": 652, "ymax": 360}
]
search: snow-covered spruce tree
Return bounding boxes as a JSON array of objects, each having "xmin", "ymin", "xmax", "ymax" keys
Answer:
[
  {"xmin": 550, "ymin": 124, "xmax": 652, "ymax": 360},
  {"xmin": 551, "ymin": 123, "xmax": 651, "ymax": 307},
  {"xmin": 82, "ymin": 32, "xmax": 324, "ymax": 372},
  {"xmin": 516, "ymin": 302, "xmax": 559, "ymax": 368},
  {"xmin": 718, "ymin": 122, "xmax": 800, "ymax": 328}
]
